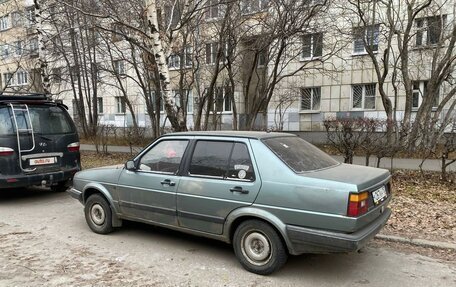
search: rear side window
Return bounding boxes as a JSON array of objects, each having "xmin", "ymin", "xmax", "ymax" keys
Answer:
[
  {"xmin": 0, "ymin": 105, "xmax": 74, "ymax": 135},
  {"xmin": 189, "ymin": 141, "xmax": 255, "ymax": 181},
  {"xmin": 263, "ymin": 136, "xmax": 339, "ymax": 173},
  {"xmin": 0, "ymin": 107, "xmax": 14, "ymax": 136}
]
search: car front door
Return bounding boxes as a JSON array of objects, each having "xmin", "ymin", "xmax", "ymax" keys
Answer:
[
  {"xmin": 177, "ymin": 138, "xmax": 261, "ymax": 234},
  {"xmin": 117, "ymin": 139, "xmax": 189, "ymax": 226}
]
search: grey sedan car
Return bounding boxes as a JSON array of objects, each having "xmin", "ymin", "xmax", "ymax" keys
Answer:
[{"xmin": 69, "ymin": 131, "xmax": 391, "ymax": 275}]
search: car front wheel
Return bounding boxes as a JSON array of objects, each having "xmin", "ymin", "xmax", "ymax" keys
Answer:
[
  {"xmin": 233, "ymin": 220, "xmax": 288, "ymax": 275},
  {"xmin": 84, "ymin": 194, "xmax": 113, "ymax": 234}
]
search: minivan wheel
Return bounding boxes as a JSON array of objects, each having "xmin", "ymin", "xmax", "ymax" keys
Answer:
[
  {"xmin": 84, "ymin": 194, "xmax": 113, "ymax": 234},
  {"xmin": 233, "ymin": 220, "xmax": 288, "ymax": 275},
  {"xmin": 50, "ymin": 180, "xmax": 70, "ymax": 192}
]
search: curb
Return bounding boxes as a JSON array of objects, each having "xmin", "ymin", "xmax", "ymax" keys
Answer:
[{"xmin": 375, "ymin": 234, "xmax": 456, "ymax": 250}]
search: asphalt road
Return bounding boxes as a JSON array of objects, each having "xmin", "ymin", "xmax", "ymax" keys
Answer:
[{"xmin": 0, "ymin": 187, "xmax": 455, "ymax": 287}]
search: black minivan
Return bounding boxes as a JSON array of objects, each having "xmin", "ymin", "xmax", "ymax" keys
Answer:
[{"xmin": 0, "ymin": 94, "xmax": 81, "ymax": 191}]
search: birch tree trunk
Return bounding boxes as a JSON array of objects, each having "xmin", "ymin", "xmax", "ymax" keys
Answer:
[
  {"xmin": 145, "ymin": 0, "xmax": 186, "ymax": 131},
  {"xmin": 34, "ymin": 0, "xmax": 51, "ymax": 96}
]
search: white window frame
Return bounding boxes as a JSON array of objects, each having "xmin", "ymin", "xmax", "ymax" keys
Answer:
[
  {"xmin": 173, "ymin": 89, "xmax": 193, "ymax": 114},
  {"xmin": 113, "ymin": 60, "xmax": 125, "ymax": 75},
  {"xmin": 412, "ymin": 80, "xmax": 438, "ymax": 110},
  {"xmin": 3, "ymin": 72, "xmax": 15, "ymax": 86},
  {"xmin": 353, "ymin": 25, "xmax": 380, "ymax": 55},
  {"xmin": 351, "ymin": 84, "xmax": 376, "ymax": 110},
  {"xmin": 415, "ymin": 15, "xmax": 446, "ymax": 47},
  {"xmin": 115, "ymin": 96, "xmax": 126, "ymax": 114},
  {"xmin": 205, "ymin": 0, "xmax": 225, "ymax": 20},
  {"xmin": 97, "ymin": 97, "xmax": 104, "ymax": 114},
  {"xmin": 29, "ymin": 37, "xmax": 39, "ymax": 55},
  {"xmin": 300, "ymin": 87, "xmax": 321, "ymax": 112},
  {"xmin": 210, "ymin": 86, "xmax": 232, "ymax": 113},
  {"xmin": 16, "ymin": 70, "xmax": 28, "ymax": 86},
  {"xmin": 0, "ymin": 15, "xmax": 10, "ymax": 31},
  {"xmin": 301, "ymin": 33, "xmax": 323, "ymax": 60},
  {"xmin": 240, "ymin": 0, "xmax": 269, "ymax": 15},
  {"xmin": 15, "ymin": 41, "xmax": 23, "ymax": 56},
  {"xmin": 0, "ymin": 44, "xmax": 9, "ymax": 59}
]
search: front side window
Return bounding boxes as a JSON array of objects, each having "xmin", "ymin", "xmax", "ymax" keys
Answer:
[
  {"xmin": 138, "ymin": 140, "xmax": 189, "ymax": 174},
  {"xmin": 301, "ymin": 87, "xmax": 321, "ymax": 111},
  {"xmin": 352, "ymin": 84, "xmax": 376, "ymax": 110},
  {"xmin": 263, "ymin": 136, "xmax": 339, "ymax": 173},
  {"xmin": 353, "ymin": 24, "xmax": 379, "ymax": 54},
  {"xmin": 189, "ymin": 140, "xmax": 255, "ymax": 181}
]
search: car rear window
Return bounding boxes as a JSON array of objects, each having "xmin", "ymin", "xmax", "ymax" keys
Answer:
[
  {"xmin": 0, "ymin": 105, "xmax": 75, "ymax": 136},
  {"xmin": 262, "ymin": 136, "xmax": 339, "ymax": 173}
]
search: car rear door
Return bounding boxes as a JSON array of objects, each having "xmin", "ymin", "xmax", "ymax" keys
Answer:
[
  {"xmin": 117, "ymin": 138, "xmax": 189, "ymax": 226},
  {"xmin": 177, "ymin": 138, "xmax": 261, "ymax": 235}
]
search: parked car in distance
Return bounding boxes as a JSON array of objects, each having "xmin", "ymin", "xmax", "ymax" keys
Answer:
[
  {"xmin": 69, "ymin": 131, "xmax": 391, "ymax": 275},
  {"xmin": 0, "ymin": 94, "xmax": 81, "ymax": 191}
]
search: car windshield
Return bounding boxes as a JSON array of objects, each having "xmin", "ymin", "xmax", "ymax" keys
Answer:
[
  {"xmin": 0, "ymin": 105, "xmax": 74, "ymax": 136},
  {"xmin": 262, "ymin": 136, "xmax": 339, "ymax": 173}
]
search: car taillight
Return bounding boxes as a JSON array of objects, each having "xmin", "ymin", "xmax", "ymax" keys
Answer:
[
  {"xmin": 0, "ymin": 147, "xmax": 14, "ymax": 156},
  {"xmin": 67, "ymin": 142, "xmax": 80, "ymax": 152},
  {"xmin": 348, "ymin": 192, "xmax": 369, "ymax": 217}
]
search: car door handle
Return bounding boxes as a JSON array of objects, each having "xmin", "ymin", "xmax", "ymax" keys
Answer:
[
  {"xmin": 160, "ymin": 179, "xmax": 176, "ymax": 186},
  {"xmin": 230, "ymin": 186, "xmax": 249, "ymax": 194}
]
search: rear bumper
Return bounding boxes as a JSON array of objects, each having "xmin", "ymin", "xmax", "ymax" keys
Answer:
[
  {"xmin": 0, "ymin": 167, "xmax": 79, "ymax": 189},
  {"xmin": 286, "ymin": 208, "xmax": 391, "ymax": 255}
]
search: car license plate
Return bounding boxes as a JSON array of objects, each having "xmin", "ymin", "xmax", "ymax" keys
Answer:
[
  {"xmin": 372, "ymin": 186, "xmax": 387, "ymax": 205},
  {"xmin": 30, "ymin": 157, "xmax": 56, "ymax": 166}
]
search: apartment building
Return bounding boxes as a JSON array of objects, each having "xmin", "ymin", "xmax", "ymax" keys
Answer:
[
  {"xmin": 0, "ymin": 0, "xmax": 40, "ymax": 93},
  {"xmin": 1, "ymin": 0, "xmax": 454, "ymax": 133}
]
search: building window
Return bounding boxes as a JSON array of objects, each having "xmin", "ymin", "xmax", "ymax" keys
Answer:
[
  {"xmin": 25, "ymin": 7, "xmax": 35, "ymax": 28},
  {"xmin": 173, "ymin": 89, "xmax": 193, "ymax": 113},
  {"xmin": 205, "ymin": 43, "xmax": 218, "ymax": 64},
  {"xmin": 16, "ymin": 70, "xmax": 28, "ymax": 85},
  {"xmin": 113, "ymin": 60, "xmax": 125, "ymax": 75},
  {"xmin": 415, "ymin": 15, "xmax": 446, "ymax": 46},
  {"xmin": 0, "ymin": 15, "xmax": 10, "ymax": 31},
  {"xmin": 257, "ymin": 50, "xmax": 267, "ymax": 67},
  {"xmin": 412, "ymin": 81, "xmax": 438, "ymax": 110},
  {"xmin": 352, "ymin": 84, "xmax": 376, "ymax": 110},
  {"xmin": 3, "ymin": 73, "xmax": 15, "ymax": 86},
  {"xmin": 214, "ymin": 86, "xmax": 232, "ymax": 112},
  {"xmin": 240, "ymin": 0, "xmax": 269, "ymax": 15},
  {"xmin": 168, "ymin": 54, "xmax": 180, "ymax": 69},
  {"xmin": 97, "ymin": 97, "xmax": 104, "ymax": 114},
  {"xmin": 149, "ymin": 91, "xmax": 164, "ymax": 113},
  {"xmin": 353, "ymin": 24, "xmax": 379, "ymax": 54},
  {"xmin": 52, "ymin": 67, "xmax": 62, "ymax": 83},
  {"xmin": 29, "ymin": 38, "xmax": 39, "ymax": 55},
  {"xmin": 302, "ymin": 33, "xmax": 323, "ymax": 59},
  {"xmin": 168, "ymin": 46, "xmax": 192, "ymax": 69},
  {"xmin": 0, "ymin": 44, "xmax": 9, "ymax": 59},
  {"xmin": 115, "ymin": 96, "xmax": 126, "ymax": 114},
  {"xmin": 301, "ymin": 87, "xmax": 321, "ymax": 111},
  {"xmin": 15, "ymin": 41, "xmax": 23, "ymax": 56},
  {"xmin": 205, "ymin": 0, "xmax": 224, "ymax": 20}
]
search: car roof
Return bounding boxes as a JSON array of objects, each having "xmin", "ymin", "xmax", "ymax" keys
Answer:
[
  {"xmin": 0, "ymin": 94, "xmax": 51, "ymax": 104},
  {"xmin": 161, "ymin": 131, "xmax": 297, "ymax": 140}
]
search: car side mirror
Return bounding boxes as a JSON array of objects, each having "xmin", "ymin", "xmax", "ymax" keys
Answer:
[{"xmin": 125, "ymin": 160, "xmax": 137, "ymax": 171}]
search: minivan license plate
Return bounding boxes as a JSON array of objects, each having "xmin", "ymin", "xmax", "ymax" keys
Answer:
[
  {"xmin": 30, "ymin": 157, "xmax": 56, "ymax": 166},
  {"xmin": 373, "ymin": 186, "xmax": 387, "ymax": 205}
]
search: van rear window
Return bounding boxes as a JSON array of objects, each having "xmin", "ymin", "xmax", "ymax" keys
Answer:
[{"xmin": 0, "ymin": 105, "xmax": 75, "ymax": 136}]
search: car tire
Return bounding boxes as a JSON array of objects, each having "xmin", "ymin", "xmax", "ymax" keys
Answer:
[
  {"xmin": 233, "ymin": 220, "xmax": 288, "ymax": 275},
  {"xmin": 84, "ymin": 194, "xmax": 113, "ymax": 234},
  {"xmin": 50, "ymin": 180, "xmax": 70, "ymax": 192}
]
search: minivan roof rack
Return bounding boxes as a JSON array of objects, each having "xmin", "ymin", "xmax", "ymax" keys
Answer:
[{"xmin": 0, "ymin": 93, "xmax": 50, "ymax": 102}]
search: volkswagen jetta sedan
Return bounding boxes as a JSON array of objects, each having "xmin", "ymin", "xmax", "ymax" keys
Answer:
[{"xmin": 69, "ymin": 131, "xmax": 391, "ymax": 275}]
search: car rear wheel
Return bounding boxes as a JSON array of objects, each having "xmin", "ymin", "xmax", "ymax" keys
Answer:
[
  {"xmin": 84, "ymin": 194, "xmax": 113, "ymax": 234},
  {"xmin": 233, "ymin": 220, "xmax": 288, "ymax": 275}
]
